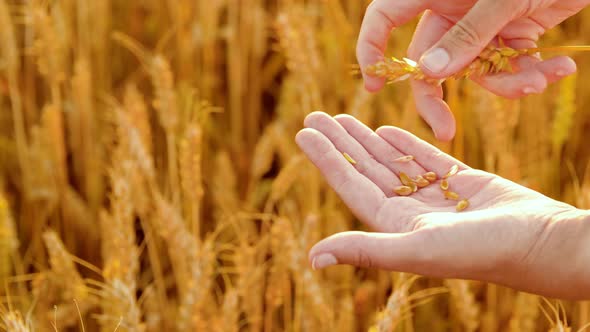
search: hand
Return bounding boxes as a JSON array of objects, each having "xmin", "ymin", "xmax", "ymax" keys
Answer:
[
  {"xmin": 296, "ymin": 112, "xmax": 590, "ymax": 300},
  {"xmin": 357, "ymin": 0, "xmax": 588, "ymax": 140}
]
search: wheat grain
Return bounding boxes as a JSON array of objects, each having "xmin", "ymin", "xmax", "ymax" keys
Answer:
[
  {"xmin": 414, "ymin": 175, "xmax": 430, "ymax": 188},
  {"xmin": 394, "ymin": 155, "xmax": 414, "ymax": 163},
  {"xmin": 394, "ymin": 186, "xmax": 413, "ymax": 196},
  {"xmin": 444, "ymin": 191, "xmax": 460, "ymax": 201},
  {"xmin": 399, "ymin": 172, "xmax": 412, "ymax": 186},
  {"xmin": 343, "ymin": 152, "xmax": 357, "ymax": 165},
  {"xmin": 423, "ymin": 172, "xmax": 438, "ymax": 182},
  {"xmin": 444, "ymin": 165, "xmax": 460, "ymax": 179},
  {"xmin": 456, "ymin": 199, "xmax": 470, "ymax": 212}
]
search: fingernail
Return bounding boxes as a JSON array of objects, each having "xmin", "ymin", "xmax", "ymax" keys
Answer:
[
  {"xmin": 312, "ymin": 253, "xmax": 338, "ymax": 270},
  {"xmin": 555, "ymin": 70, "xmax": 567, "ymax": 77},
  {"xmin": 420, "ymin": 48, "xmax": 451, "ymax": 73},
  {"xmin": 523, "ymin": 86, "xmax": 540, "ymax": 95}
]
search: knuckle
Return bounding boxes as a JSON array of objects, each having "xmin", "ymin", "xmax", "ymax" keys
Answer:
[
  {"xmin": 373, "ymin": 6, "xmax": 398, "ymax": 29},
  {"xmin": 448, "ymin": 20, "xmax": 481, "ymax": 48}
]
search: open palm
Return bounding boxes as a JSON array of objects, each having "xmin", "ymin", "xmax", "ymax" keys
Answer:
[{"xmin": 296, "ymin": 112, "xmax": 590, "ymax": 299}]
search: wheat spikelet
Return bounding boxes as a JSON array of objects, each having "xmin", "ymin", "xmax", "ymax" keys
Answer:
[
  {"xmin": 335, "ymin": 295, "xmax": 355, "ymax": 332},
  {"xmin": 509, "ymin": 293, "xmax": 540, "ymax": 332},
  {"xmin": 123, "ymin": 84, "xmax": 153, "ymax": 155},
  {"xmin": 366, "ymin": 43, "xmax": 587, "ymax": 84},
  {"xmin": 211, "ymin": 151, "xmax": 240, "ymax": 215},
  {"xmin": 43, "ymin": 230, "xmax": 94, "ymax": 328},
  {"xmin": 471, "ymin": 85, "xmax": 521, "ymax": 178},
  {"xmin": 0, "ymin": 0, "xmax": 19, "ymax": 73},
  {"xmin": 234, "ymin": 241, "xmax": 266, "ymax": 331},
  {"xmin": 113, "ymin": 33, "xmax": 180, "ymax": 201},
  {"xmin": 0, "ymin": 309, "xmax": 31, "ymax": 332},
  {"xmin": 94, "ymin": 279, "xmax": 145, "ymax": 332},
  {"xmin": 98, "ymin": 104, "xmax": 144, "ymax": 332},
  {"xmin": 543, "ymin": 299, "xmax": 575, "ymax": 332},
  {"xmin": 220, "ymin": 289, "xmax": 240, "ymax": 332},
  {"xmin": 61, "ymin": 187, "xmax": 98, "ymax": 255},
  {"xmin": 457, "ymin": 283, "xmax": 484, "ymax": 329},
  {"xmin": 112, "ymin": 33, "xmax": 178, "ymax": 133},
  {"xmin": 37, "ymin": 104, "xmax": 67, "ymax": 191},
  {"xmin": 141, "ymin": 286, "xmax": 162, "ymax": 332},
  {"xmin": 0, "ymin": 0, "xmax": 30, "ymax": 197},
  {"xmin": 265, "ymin": 217, "xmax": 294, "ymax": 329},
  {"xmin": 372, "ymin": 274, "xmax": 413, "ymax": 332},
  {"xmin": 275, "ymin": 6, "xmax": 323, "ymax": 110},
  {"xmin": 27, "ymin": 1, "xmax": 68, "ymax": 92},
  {"xmin": 552, "ymin": 74, "xmax": 577, "ymax": 154},
  {"xmin": 109, "ymin": 104, "xmax": 157, "ymax": 184},
  {"xmin": 251, "ymin": 124, "xmax": 277, "ymax": 180},
  {"xmin": 272, "ymin": 217, "xmax": 332, "ymax": 327},
  {"xmin": 268, "ymin": 155, "xmax": 305, "ymax": 204},
  {"xmin": 0, "ymin": 191, "xmax": 18, "ymax": 279},
  {"xmin": 372, "ymin": 274, "xmax": 442, "ymax": 332},
  {"xmin": 178, "ymin": 119, "xmax": 204, "ymax": 236},
  {"xmin": 445, "ymin": 279, "xmax": 480, "ymax": 332},
  {"xmin": 152, "ymin": 193, "xmax": 216, "ymax": 331},
  {"xmin": 300, "ymin": 269, "xmax": 335, "ymax": 327}
]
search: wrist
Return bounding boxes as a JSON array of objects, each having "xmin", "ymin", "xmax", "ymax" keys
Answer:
[{"xmin": 558, "ymin": 207, "xmax": 590, "ymax": 299}]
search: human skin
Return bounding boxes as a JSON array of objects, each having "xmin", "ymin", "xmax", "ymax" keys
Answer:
[
  {"xmin": 357, "ymin": 0, "xmax": 589, "ymax": 140},
  {"xmin": 296, "ymin": 111, "xmax": 590, "ymax": 300}
]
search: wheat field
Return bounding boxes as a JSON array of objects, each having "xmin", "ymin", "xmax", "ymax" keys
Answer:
[{"xmin": 0, "ymin": 0, "xmax": 589, "ymax": 331}]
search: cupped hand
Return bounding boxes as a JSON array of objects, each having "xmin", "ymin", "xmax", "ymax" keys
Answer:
[
  {"xmin": 296, "ymin": 112, "xmax": 590, "ymax": 299},
  {"xmin": 358, "ymin": 0, "xmax": 588, "ymax": 140}
]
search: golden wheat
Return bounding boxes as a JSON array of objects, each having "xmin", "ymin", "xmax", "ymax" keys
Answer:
[{"xmin": 0, "ymin": 1, "xmax": 588, "ymax": 331}]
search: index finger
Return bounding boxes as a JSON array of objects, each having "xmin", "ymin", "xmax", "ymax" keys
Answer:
[
  {"xmin": 296, "ymin": 128, "xmax": 387, "ymax": 227},
  {"xmin": 357, "ymin": 0, "xmax": 427, "ymax": 92}
]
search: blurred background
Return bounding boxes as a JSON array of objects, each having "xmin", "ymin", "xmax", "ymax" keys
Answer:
[{"xmin": 0, "ymin": 0, "xmax": 589, "ymax": 331}]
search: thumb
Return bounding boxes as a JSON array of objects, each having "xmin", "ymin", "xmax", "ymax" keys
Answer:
[
  {"xmin": 308, "ymin": 231, "xmax": 435, "ymax": 273},
  {"xmin": 419, "ymin": 0, "xmax": 524, "ymax": 78}
]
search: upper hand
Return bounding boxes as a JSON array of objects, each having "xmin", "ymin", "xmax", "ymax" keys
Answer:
[
  {"xmin": 296, "ymin": 112, "xmax": 590, "ymax": 300},
  {"xmin": 357, "ymin": 0, "xmax": 588, "ymax": 140}
]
